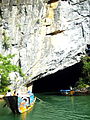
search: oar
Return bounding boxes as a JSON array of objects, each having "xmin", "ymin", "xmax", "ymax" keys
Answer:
[
  {"xmin": 36, "ymin": 96, "xmax": 45, "ymax": 102},
  {"xmin": 3, "ymin": 103, "xmax": 7, "ymax": 108}
]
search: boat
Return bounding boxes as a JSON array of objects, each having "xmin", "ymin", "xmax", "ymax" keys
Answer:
[
  {"xmin": 3, "ymin": 92, "xmax": 36, "ymax": 114},
  {"xmin": 60, "ymin": 89, "xmax": 75, "ymax": 96},
  {"xmin": 60, "ymin": 89, "xmax": 89, "ymax": 96}
]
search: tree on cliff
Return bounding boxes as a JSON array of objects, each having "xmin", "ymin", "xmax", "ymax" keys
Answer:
[
  {"xmin": 0, "ymin": 54, "xmax": 24, "ymax": 92},
  {"xmin": 76, "ymin": 56, "xmax": 90, "ymax": 88}
]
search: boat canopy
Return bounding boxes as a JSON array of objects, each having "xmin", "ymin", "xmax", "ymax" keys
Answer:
[{"xmin": 60, "ymin": 90, "xmax": 70, "ymax": 92}]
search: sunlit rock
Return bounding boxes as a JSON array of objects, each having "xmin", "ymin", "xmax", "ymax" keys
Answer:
[{"xmin": 0, "ymin": 0, "xmax": 89, "ymax": 86}]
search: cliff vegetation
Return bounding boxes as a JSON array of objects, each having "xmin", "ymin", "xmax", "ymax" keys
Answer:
[
  {"xmin": 0, "ymin": 54, "xmax": 24, "ymax": 93},
  {"xmin": 76, "ymin": 56, "xmax": 90, "ymax": 89}
]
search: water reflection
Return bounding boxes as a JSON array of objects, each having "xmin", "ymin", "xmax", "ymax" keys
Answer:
[
  {"xmin": 70, "ymin": 96, "xmax": 74, "ymax": 104},
  {"xmin": 20, "ymin": 112, "xmax": 27, "ymax": 120},
  {"xmin": 0, "ymin": 95, "xmax": 90, "ymax": 120}
]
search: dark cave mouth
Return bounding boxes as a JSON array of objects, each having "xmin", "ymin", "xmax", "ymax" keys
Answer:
[{"xmin": 33, "ymin": 62, "xmax": 82, "ymax": 93}]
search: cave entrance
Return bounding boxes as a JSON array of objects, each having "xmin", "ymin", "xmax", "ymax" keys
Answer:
[{"xmin": 33, "ymin": 62, "xmax": 81, "ymax": 93}]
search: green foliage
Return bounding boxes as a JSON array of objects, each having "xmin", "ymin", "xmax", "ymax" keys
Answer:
[
  {"xmin": 81, "ymin": 56, "xmax": 90, "ymax": 74},
  {"xmin": 0, "ymin": 54, "xmax": 24, "ymax": 92},
  {"xmin": 17, "ymin": 0, "xmax": 19, "ymax": 3},
  {"xmin": 76, "ymin": 78, "xmax": 87, "ymax": 89},
  {"xmin": 76, "ymin": 56, "xmax": 90, "ymax": 88},
  {"xmin": 2, "ymin": 31, "xmax": 10, "ymax": 50}
]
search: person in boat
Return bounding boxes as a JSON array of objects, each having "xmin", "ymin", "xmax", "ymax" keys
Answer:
[
  {"xmin": 6, "ymin": 90, "xmax": 12, "ymax": 96},
  {"xmin": 13, "ymin": 91, "xmax": 17, "ymax": 96},
  {"xmin": 70, "ymin": 86, "xmax": 73, "ymax": 90}
]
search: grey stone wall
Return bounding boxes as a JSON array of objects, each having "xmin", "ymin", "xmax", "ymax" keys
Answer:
[{"xmin": 0, "ymin": 0, "xmax": 90, "ymax": 87}]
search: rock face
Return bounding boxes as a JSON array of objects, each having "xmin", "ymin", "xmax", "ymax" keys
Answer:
[{"xmin": 0, "ymin": 0, "xmax": 90, "ymax": 86}]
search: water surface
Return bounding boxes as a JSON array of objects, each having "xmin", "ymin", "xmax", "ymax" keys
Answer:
[{"xmin": 0, "ymin": 94, "xmax": 90, "ymax": 120}]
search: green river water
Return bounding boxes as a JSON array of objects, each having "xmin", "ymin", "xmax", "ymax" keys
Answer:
[{"xmin": 0, "ymin": 93, "xmax": 90, "ymax": 120}]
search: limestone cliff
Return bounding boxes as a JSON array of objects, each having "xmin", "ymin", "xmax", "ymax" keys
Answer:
[{"xmin": 0, "ymin": 0, "xmax": 90, "ymax": 87}]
